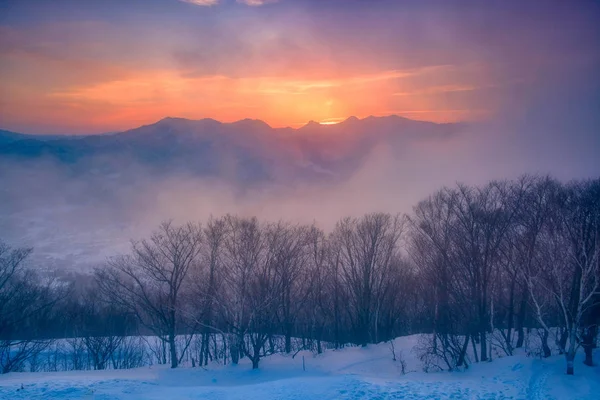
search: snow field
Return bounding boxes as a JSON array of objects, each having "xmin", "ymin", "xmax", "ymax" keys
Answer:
[{"xmin": 0, "ymin": 335, "xmax": 598, "ymax": 399}]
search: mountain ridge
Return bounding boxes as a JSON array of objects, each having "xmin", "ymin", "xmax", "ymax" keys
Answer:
[
  {"xmin": 0, "ymin": 115, "xmax": 464, "ymax": 187},
  {"xmin": 0, "ymin": 115, "xmax": 454, "ymax": 139}
]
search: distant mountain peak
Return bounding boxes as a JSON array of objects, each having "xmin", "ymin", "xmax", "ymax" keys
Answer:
[
  {"xmin": 303, "ymin": 120, "xmax": 321, "ymax": 128},
  {"xmin": 230, "ymin": 118, "xmax": 272, "ymax": 130},
  {"xmin": 339, "ymin": 116, "xmax": 360, "ymax": 125},
  {"xmin": 365, "ymin": 114, "xmax": 412, "ymax": 122},
  {"xmin": 153, "ymin": 117, "xmax": 276, "ymax": 131},
  {"xmin": 158, "ymin": 116, "xmax": 182, "ymax": 122},
  {"xmin": 155, "ymin": 116, "xmax": 221, "ymax": 125}
]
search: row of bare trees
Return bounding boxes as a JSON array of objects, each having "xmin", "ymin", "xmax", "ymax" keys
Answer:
[
  {"xmin": 408, "ymin": 176, "xmax": 599, "ymax": 374},
  {"xmin": 1, "ymin": 175, "xmax": 598, "ymax": 374},
  {"xmin": 90, "ymin": 215, "xmax": 415, "ymax": 369}
]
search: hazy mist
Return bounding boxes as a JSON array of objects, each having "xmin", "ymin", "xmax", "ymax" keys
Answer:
[{"xmin": 2, "ymin": 101, "xmax": 598, "ymax": 271}]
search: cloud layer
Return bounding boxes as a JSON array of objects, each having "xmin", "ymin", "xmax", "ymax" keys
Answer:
[
  {"xmin": 1, "ymin": 0, "xmax": 598, "ymax": 133},
  {"xmin": 179, "ymin": 0, "xmax": 219, "ymax": 6},
  {"xmin": 179, "ymin": 0, "xmax": 277, "ymax": 6}
]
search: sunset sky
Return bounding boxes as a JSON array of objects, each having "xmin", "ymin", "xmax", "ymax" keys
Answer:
[{"xmin": 1, "ymin": 0, "xmax": 599, "ymax": 134}]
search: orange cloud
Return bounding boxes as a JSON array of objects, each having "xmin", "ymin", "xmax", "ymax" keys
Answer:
[
  {"xmin": 392, "ymin": 85, "xmax": 480, "ymax": 96},
  {"xmin": 178, "ymin": 0, "xmax": 278, "ymax": 6},
  {"xmin": 179, "ymin": 0, "xmax": 219, "ymax": 6},
  {"xmin": 39, "ymin": 64, "xmax": 474, "ymax": 129},
  {"xmin": 237, "ymin": 0, "xmax": 279, "ymax": 5},
  {"xmin": 0, "ymin": 61, "xmax": 496, "ymax": 133}
]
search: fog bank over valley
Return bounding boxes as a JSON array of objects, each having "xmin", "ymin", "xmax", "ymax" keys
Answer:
[{"xmin": 1, "ymin": 110, "xmax": 598, "ymax": 271}]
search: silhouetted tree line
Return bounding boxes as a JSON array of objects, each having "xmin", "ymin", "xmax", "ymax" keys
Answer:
[{"xmin": 1, "ymin": 176, "xmax": 598, "ymax": 374}]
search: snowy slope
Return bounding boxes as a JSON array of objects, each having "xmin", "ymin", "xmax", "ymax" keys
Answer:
[{"xmin": 0, "ymin": 336, "xmax": 598, "ymax": 399}]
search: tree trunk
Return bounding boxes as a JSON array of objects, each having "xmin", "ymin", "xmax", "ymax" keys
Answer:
[
  {"xmin": 198, "ymin": 333, "xmax": 205, "ymax": 367},
  {"xmin": 558, "ymin": 328, "xmax": 568, "ymax": 355},
  {"xmin": 541, "ymin": 329, "xmax": 551, "ymax": 358},
  {"xmin": 285, "ymin": 328, "xmax": 292, "ymax": 354},
  {"xmin": 566, "ymin": 352, "xmax": 575, "ymax": 375},
  {"xmin": 480, "ymin": 330, "xmax": 488, "ymax": 362},
  {"xmin": 358, "ymin": 312, "xmax": 369, "ymax": 347},
  {"xmin": 229, "ymin": 334, "xmax": 240, "ymax": 365},
  {"xmin": 515, "ymin": 285, "xmax": 528, "ymax": 348},
  {"xmin": 269, "ymin": 336, "xmax": 275, "ymax": 355},
  {"xmin": 471, "ymin": 335, "xmax": 479, "ymax": 363},
  {"xmin": 221, "ymin": 334, "xmax": 228, "ymax": 365},
  {"xmin": 516, "ymin": 326, "xmax": 525, "ymax": 349},
  {"xmin": 201, "ymin": 331, "xmax": 211, "ymax": 366},
  {"xmin": 457, "ymin": 334, "xmax": 470, "ymax": 368},
  {"xmin": 582, "ymin": 325, "xmax": 597, "ymax": 366},
  {"xmin": 250, "ymin": 341, "xmax": 261, "ymax": 369},
  {"xmin": 583, "ymin": 344, "xmax": 594, "ymax": 367},
  {"xmin": 169, "ymin": 333, "xmax": 178, "ymax": 368}
]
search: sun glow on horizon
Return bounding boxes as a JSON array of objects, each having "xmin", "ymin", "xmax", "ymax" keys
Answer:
[
  {"xmin": 1, "ymin": 0, "xmax": 596, "ymax": 135},
  {"xmin": 1, "ymin": 60, "xmax": 494, "ymax": 133},
  {"xmin": 319, "ymin": 117, "xmax": 345, "ymax": 125}
]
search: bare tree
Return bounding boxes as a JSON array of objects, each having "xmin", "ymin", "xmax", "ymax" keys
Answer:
[
  {"xmin": 508, "ymin": 176, "xmax": 557, "ymax": 357},
  {"xmin": 190, "ymin": 216, "xmax": 227, "ymax": 366},
  {"xmin": 450, "ymin": 182, "xmax": 517, "ymax": 362},
  {"xmin": 220, "ymin": 216, "xmax": 263, "ymax": 366},
  {"xmin": 0, "ymin": 241, "xmax": 67, "ymax": 373},
  {"xmin": 217, "ymin": 216, "xmax": 284, "ymax": 368},
  {"xmin": 408, "ymin": 189, "xmax": 472, "ymax": 370},
  {"xmin": 332, "ymin": 213, "xmax": 404, "ymax": 346},
  {"xmin": 268, "ymin": 222, "xmax": 311, "ymax": 353},
  {"xmin": 95, "ymin": 221, "xmax": 203, "ymax": 368},
  {"xmin": 408, "ymin": 181, "xmax": 517, "ymax": 368},
  {"xmin": 244, "ymin": 224, "xmax": 281, "ymax": 369},
  {"xmin": 523, "ymin": 179, "xmax": 600, "ymax": 374},
  {"xmin": 305, "ymin": 226, "xmax": 330, "ymax": 353},
  {"xmin": 73, "ymin": 288, "xmax": 133, "ymax": 370}
]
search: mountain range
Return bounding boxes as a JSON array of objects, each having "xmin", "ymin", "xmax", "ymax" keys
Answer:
[{"xmin": 0, "ymin": 115, "xmax": 462, "ymax": 186}]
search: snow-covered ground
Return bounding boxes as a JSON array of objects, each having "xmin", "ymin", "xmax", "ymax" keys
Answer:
[{"xmin": 1, "ymin": 336, "xmax": 598, "ymax": 399}]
